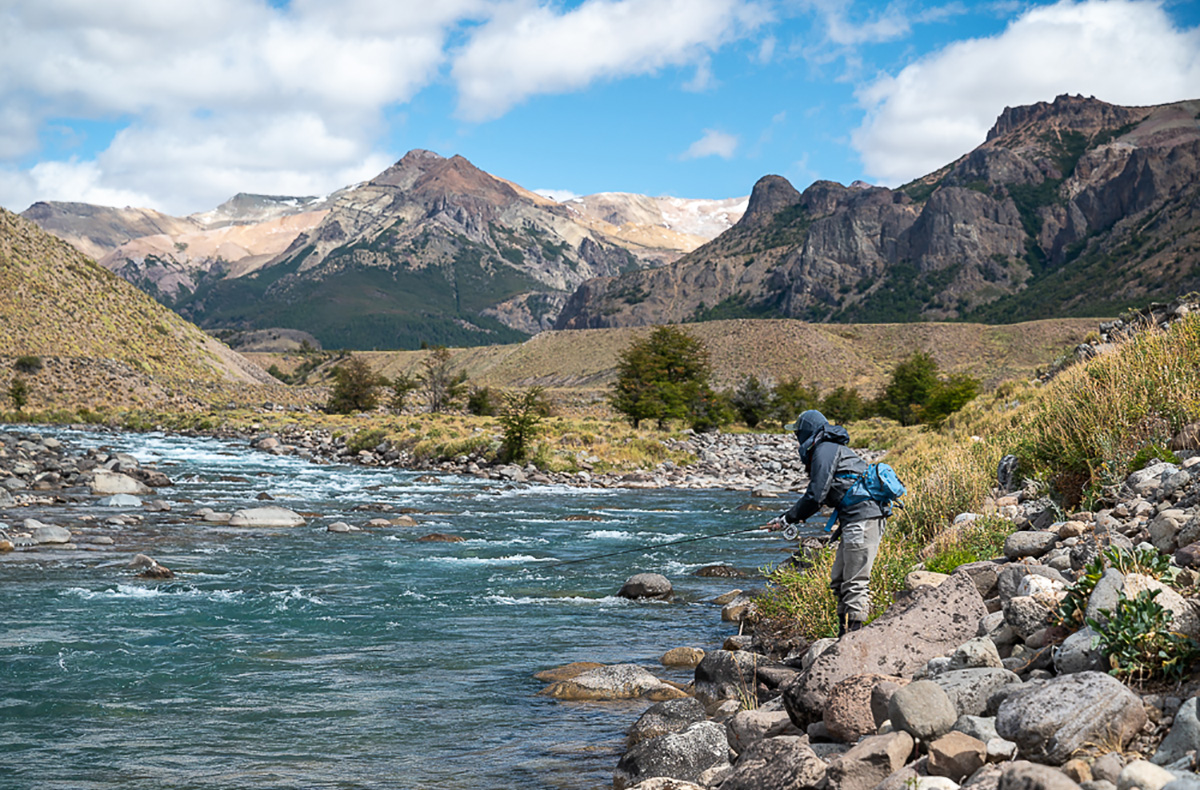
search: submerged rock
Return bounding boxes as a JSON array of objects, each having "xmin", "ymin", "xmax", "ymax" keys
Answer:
[
  {"xmin": 227, "ymin": 506, "xmax": 305, "ymax": 528},
  {"xmin": 618, "ymin": 573, "xmax": 673, "ymax": 600},
  {"xmin": 538, "ymin": 664, "xmax": 686, "ymax": 702}
]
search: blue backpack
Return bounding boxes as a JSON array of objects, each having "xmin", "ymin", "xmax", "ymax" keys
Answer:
[{"xmin": 824, "ymin": 462, "xmax": 907, "ymax": 531}]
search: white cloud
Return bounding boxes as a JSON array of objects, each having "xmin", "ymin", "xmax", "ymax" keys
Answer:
[
  {"xmin": 682, "ymin": 129, "xmax": 740, "ymax": 160},
  {"xmin": 852, "ymin": 0, "xmax": 1200, "ymax": 184},
  {"xmin": 0, "ymin": 0, "xmax": 484, "ymax": 213},
  {"xmin": 450, "ymin": 0, "xmax": 769, "ymax": 121},
  {"xmin": 803, "ymin": 0, "xmax": 913, "ymax": 46}
]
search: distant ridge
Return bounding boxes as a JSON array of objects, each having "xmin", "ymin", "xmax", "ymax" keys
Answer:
[
  {"xmin": 0, "ymin": 208, "xmax": 281, "ymax": 412},
  {"xmin": 556, "ymin": 95, "xmax": 1200, "ymax": 329}
]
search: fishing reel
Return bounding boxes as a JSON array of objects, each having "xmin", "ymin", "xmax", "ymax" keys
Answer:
[{"xmin": 781, "ymin": 524, "xmax": 800, "ymax": 541}]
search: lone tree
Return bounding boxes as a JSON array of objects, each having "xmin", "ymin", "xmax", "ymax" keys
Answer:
[
  {"xmin": 610, "ymin": 326, "xmax": 717, "ymax": 429},
  {"xmin": 326, "ymin": 357, "xmax": 382, "ymax": 414},
  {"xmin": 389, "ymin": 371, "xmax": 419, "ymax": 413},
  {"xmin": 8, "ymin": 376, "xmax": 29, "ymax": 410},
  {"xmin": 420, "ymin": 346, "xmax": 468, "ymax": 413},
  {"xmin": 499, "ymin": 387, "xmax": 551, "ymax": 462}
]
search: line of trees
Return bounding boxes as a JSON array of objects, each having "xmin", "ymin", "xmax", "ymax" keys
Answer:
[{"xmin": 609, "ymin": 326, "xmax": 979, "ymax": 430}]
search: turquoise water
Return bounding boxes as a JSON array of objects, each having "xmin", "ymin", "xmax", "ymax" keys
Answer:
[{"xmin": 1, "ymin": 429, "xmax": 794, "ymax": 789}]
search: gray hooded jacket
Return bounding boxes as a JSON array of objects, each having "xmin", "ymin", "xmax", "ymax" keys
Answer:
[{"xmin": 784, "ymin": 410, "xmax": 885, "ymax": 526}]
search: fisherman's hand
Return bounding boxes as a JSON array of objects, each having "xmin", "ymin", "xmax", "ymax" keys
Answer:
[{"xmin": 765, "ymin": 514, "xmax": 789, "ymax": 532}]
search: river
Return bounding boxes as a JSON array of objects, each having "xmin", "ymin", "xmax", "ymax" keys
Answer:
[{"xmin": 1, "ymin": 428, "xmax": 796, "ymax": 789}]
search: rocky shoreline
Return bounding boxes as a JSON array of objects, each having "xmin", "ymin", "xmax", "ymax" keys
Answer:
[{"xmin": 552, "ymin": 421, "xmax": 1200, "ymax": 790}]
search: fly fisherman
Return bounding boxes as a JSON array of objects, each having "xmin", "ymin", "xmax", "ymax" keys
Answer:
[{"xmin": 766, "ymin": 410, "xmax": 888, "ymax": 636}]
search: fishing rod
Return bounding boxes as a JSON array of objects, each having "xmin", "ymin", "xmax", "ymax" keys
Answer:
[{"xmin": 540, "ymin": 524, "xmax": 772, "ymax": 569}]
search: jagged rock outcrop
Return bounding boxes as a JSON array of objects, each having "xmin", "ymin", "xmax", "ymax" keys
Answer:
[{"xmin": 556, "ymin": 95, "xmax": 1200, "ymax": 329}]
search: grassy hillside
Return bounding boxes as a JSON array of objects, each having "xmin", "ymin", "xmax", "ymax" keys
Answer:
[
  {"xmin": 249, "ymin": 316, "xmax": 1098, "ymax": 400},
  {"xmin": 0, "ymin": 208, "xmax": 287, "ymax": 413}
]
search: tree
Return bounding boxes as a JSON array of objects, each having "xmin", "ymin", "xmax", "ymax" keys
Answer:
[
  {"xmin": 924, "ymin": 374, "xmax": 980, "ymax": 425},
  {"xmin": 875, "ymin": 352, "xmax": 941, "ymax": 426},
  {"xmin": 420, "ymin": 346, "xmax": 468, "ymax": 413},
  {"xmin": 610, "ymin": 326, "xmax": 714, "ymax": 429},
  {"xmin": 820, "ymin": 386, "xmax": 868, "ymax": 424},
  {"xmin": 874, "ymin": 352, "xmax": 979, "ymax": 426},
  {"xmin": 389, "ymin": 372, "xmax": 419, "ymax": 413},
  {"xmin": 773, "ymin": 376, "xmax": 819, "ymax": 426},
  {"xmin": 732, "ymin": 375, "xmax": 773, "ymax": 428},
  {"xmin": 326, "ymin": 357, "xmax": 382, "ymax": 414},
  {"xmin": 499, "ymin": 387, "xmax": 551, "ymax": 462},
  {"xmin": 8, "ymin": 376, "xmax": 29, "ymax": 409},
  {"xmin": 467, "ymin": 386, "xmax": 497, "ymax": 416}
]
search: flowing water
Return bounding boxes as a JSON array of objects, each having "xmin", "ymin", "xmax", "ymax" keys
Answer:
[{"xmin": 1, "ymin": 428, "xmax": 802, "ymax": 790}]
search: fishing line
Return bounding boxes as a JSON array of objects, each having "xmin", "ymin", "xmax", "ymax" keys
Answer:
[{"xmin": 540, "ymin": 524, "xmax": 770, "ymax": 569}]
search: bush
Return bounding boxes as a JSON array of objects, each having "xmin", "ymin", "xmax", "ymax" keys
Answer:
[
  {"xmin": 420, "ymin": 347, "xmax": 468, "ymax": 413},
  {"xmin": 732, "ymin": 375, "xmax": 773, "ymax": 428},
  {"xmin": 326, "ymin": 357, "xmax": 383, "ymax": 414},
  {"xmin": 389, "ymin": 372, "xmax": 419, "ymax": 413},
  {"xmin": 14, "ymin": 355, "xmax": 43, "ymax": 374},
  {"xmin": 347, "ymin": 428, "xmax": 389, "ymax": 454},
  {"xmin": 820, "ymin": 386, "xmax": 868, "ymax": 424},
  {"xmin": 499, "ymin": 387, "xmax": 551, "ymax": 462},
  {"xmin": 610, "ymin": 326, "xmax": 717, "ymax": 429},
  {"xmin": 773, "ymin": 377, "xmax": 819, "ymax": 426},
  {"xmin": 8, "ymin": 376, "xmax": 29, "ymax": 409},
  {"xmin": 875, "ymin": 352, "xmax": 978, "ymax": 426},
  {"xmin": 1089, "ymin": 589, "xmax": 1200, "ymax": 683},
  {"xmin": 467, "ymin": 386, "xmax": 497, "ymax": 417}
]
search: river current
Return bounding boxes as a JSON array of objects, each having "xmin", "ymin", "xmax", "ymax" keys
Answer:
[{"xmin": 1, "ymin": 428, "xmax": 798, "ymax": 790}]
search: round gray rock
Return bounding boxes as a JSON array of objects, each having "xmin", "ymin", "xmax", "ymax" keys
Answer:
[
  {"xmin": 889, "ymin": 679, "xmax": 958, "ymax": 741},
  {"xmin": 1004, "ymin": 531, "xmax": 1059, "ymax": 559},
  {"xmin": 627, "ymin": 697, "xmax": 707, "ymax": 747},
  {"xmin": 619, "ymin": 573, "xmax": 673, "ymax": 600}
]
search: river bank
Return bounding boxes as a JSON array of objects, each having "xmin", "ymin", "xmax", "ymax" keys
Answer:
[{"xmin": 599, "ymin": 421, "xmax": 1200, "ymax": 790}]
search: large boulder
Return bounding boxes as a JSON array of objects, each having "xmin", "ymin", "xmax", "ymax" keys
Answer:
[
  {"xmin": 825, "ymin": 674, "xmax": 908, "ymax": 743},
  {"xmin": 618, "ymin": 573, "xmax": 673, "ymax": 600},
  {"xmin": 783, "ymin": 572, "xmax": 986, "ymax": 727},
  {"xmin": 1004, "ymin": 531, "xmax": 1059, "ymax": 560},
  {"xmin": 996, "ymin": 672, "xmax": 1147, "ymax": 764},
  {"xmin": 627, "ymin": 697, "xmax": 708, "ymax": 747},
  {"xmin": 693, "ymin": 650, "xmax": 760, "ymax": 708},
  {"xmin": 718, "ymin": 735, "xmax": 827, "ymax": 790},
  {"xmin": 540, "ymin": 664, "xmax": 687, "ymax": 702},
  {"xmin": 90, "ymin": 470, "xmax": 152, "ymax": 496},
  {"xmin": 825, "ymin": 731, "xmax": 914, "ymax": 790},
  {"xmin": 997, "ymin": 565, "xmax": 1068, "ymax": 605},
  {"xmin": 227, "ymin": 506, "xmax": 305, "ymax": 527},
  {"xmin": 932, "ymin": 668, "xmax": 1022, "ymax": 718},
  {"xmin": 613, "ymin": 721, "xmax": 730, "ymax": 790}
]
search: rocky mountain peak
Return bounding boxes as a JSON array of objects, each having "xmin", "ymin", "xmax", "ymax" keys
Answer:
[
  {"xmin": 739, "ymin": 175, "xmax": 802, "ymax": 228},
  {"xmin": 986, "ymin": 93, "xmax": 1151, "ymax": 142}
]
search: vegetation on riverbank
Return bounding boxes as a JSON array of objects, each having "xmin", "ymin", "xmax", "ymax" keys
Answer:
[{"xmin": 757, "ymin": 313, "xmax": 1200, "ymax": 637}]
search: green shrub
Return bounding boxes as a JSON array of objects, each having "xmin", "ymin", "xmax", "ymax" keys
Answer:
[
  {"xmin": 8, "ymin": 376, "xmax": 29, "ymax": 409},
  {"xmin": 347, "ymin": 428, "xmax": 389, "ymax": 454},
  {"xmin": 924, "ymin": 549, "xmax": 978, "ymax": 575},
  {"xmin": 13, "ymin": 355, "xmax": 42, "ymax": 374},
  {"xmin": 1089, "ymin": 589, "xmax": 1200, "ymax": 683},
  {"xmin": 610, "ymin": 326, "xmax": 716, "ymax": 429},
  {"xmin": 499, "ymin": 387, "xmax": 550, "ymax": 462},
  {"xmin": 326, "ymin": 357, "xmax": 383, "ymax": 414},
  {"xmin": 467, "ymin": 386, "xmax": 497, "ymax": 417},
  {"xmin": 732, "ymin": 375, "xmax": 772, "ymax": 428},
  {"xmin": 1130, "ymin": 444, "xmax": 1180, "ymax": 471}
]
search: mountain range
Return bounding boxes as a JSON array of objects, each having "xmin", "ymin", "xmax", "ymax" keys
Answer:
[
  {"xmin": 23, "ymin": 153, "xmax": 744, "ymax": 350},
  {"xmin": 556, "ymin": 95, "xmax": 1200, "ymax": 329},
  {"xmin": 21, "ymin": 95, "xmax": 1200, "ymax": 350}
]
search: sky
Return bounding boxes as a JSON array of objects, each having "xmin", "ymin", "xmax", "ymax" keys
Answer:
[{"xmin": 1, "ymin": 0, "xmax": 1198, "ymax": 216}]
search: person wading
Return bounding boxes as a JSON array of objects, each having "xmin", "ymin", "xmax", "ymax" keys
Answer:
[{"xmin": 766, "ymin": 410, "xmax": 888, "ymax": 636}]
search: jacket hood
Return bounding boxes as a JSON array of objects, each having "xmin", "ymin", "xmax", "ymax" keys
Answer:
[{"xmin": 787, "ymin": 410, "xmax": 849, "ymax": 462}]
